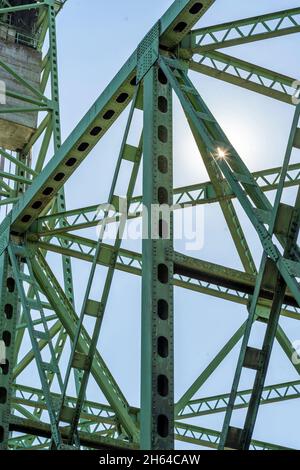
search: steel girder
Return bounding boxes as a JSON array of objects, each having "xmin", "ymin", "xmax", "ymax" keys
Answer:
[
  {"xmin": 0, "ymin": 0, "xmax": 299, "ymax": 452},
  {"xmin": 217, "ymin": 106, "xmax": 300, "ymax": 450},
  {"xmin": 0, "ymin": 247, "xmax": 19, "ymax": 449},
  {"xmin": 187, "ymin": 7, "xmax": 300, "ymax": 52},
  {"xmin": 7, "ymin": 414, "xmax": 289, "ymax": 451},
  {"xmin": 10, "ymin": 379, "xmax": 300, "ymax": 423},
  {"xmin": 160, "ymin": 56, "xmax": 300, "ymax": 301},
  {"xmin": 29, "ymin": 161, "xmax": 300, "ymax": 237},
  {"xmin": 159, "ymin": 55, "xmax": 300, "ymax": 448},
  {"xmin": 177, "ymin": 379, "xmax": 300, "ymax": 420},
  {"xmin": 4, "ymin": 0, "xmax": 216, "ymax": 234},
  {"xmin": 6, "ymin": 377, "xmax": 299, "ymax": 451},
  {"xmin": 174, "ymin": 422, "xmax": 293, "ymax": 451},
  {"xmin": 30, "ymin": 249, "xmax": 140, "ymax": 442},
  {"xmin": 32, "ymin": 234, "xmax": 300, "ymax": 315},
  {"xmin": 0, "ymin": 0, "xmax": 76, "ymax": 451},
  {"xmin": 55, "ymin": 90, "xmax": 143, "ymax": 447},
  {"xmin": 181, "ymin": 8, "xmax": 300, "ymax": 104},
  {"xmin": 141, "ymin": 64, "xmax": 174, "ymax": 449}
]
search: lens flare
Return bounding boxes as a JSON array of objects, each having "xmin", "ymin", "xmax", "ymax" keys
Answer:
[{"xmin": 217, "ymin": 147, "xmax": 227, "ymax": 159}]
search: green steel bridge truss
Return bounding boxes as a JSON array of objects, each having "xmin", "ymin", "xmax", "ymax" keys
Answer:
[{"xmin": 0, "ymin": 0, "xmax": 299, "ymax": 450}]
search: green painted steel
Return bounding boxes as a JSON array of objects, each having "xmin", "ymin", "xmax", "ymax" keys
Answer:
[
  {"xmin": 141, "ymin": 64, "xmax": 174, "ymax": 449},
  {"xmin": 47, "ymin": 0, "xmax": 78, "ymax": 398},
  {"xmin": 8, "ymin": 243, "xmax": 64, "ymax": 449},
  {"xmin": 177, "ymin": 379, "xmax": 300, "ymax": 419},
  {"xmin": 10, "ymin": 376, "xmax": 300, "ymax": 424},
  {"xmin": 6, "ymin": 0, "xmax": 214, "ymax": 234},
  {"xmin": 56, "ymin": 91, "xmax": 142, "ymax": 447},
  {"xmin": 176, "ymin": 320, "xmax": 300, "ymax": 419},
  {"xmin": 0, "ymin": 248, "xmax": 18, "ymax": 450},
  {"xmin": 177, "ymin": 72, "xmax": 256, "ymax": 274},
  {"xmin": 189, "ymin": 52, "xmax": 297, "ymax": 105},
  {"xmin": 218, "ymin": 104, "xmax": 300, "ymax": 450},
  {"xmin": 9, "ymin": 377, "xmax": 300, "ymax": 449},
  {"xmin": 174, "ymin": 422, "xmax": 293, "ymax": 451},
  {"xmin": 0, "ymin": 0, "xmax": 299, "ymax": 452},
  {"xmin": 188, "ymin": 7, "xmax": 300, "ymax": 52},
  {"xmin": 7, "ymin": 413, "xmax": 288, "ymax": 450},
  {"xmin": 31, "ymin": 249, "xmax": 140, "ymax": 441},
  {"xmin": 160, "ymin": 56, "xmax": 300, "ymax": 306},
  {"xmin": 33, "ymin": 236, "xmax": 300, "ymax": 319},
  {"xmin": 32, "ymin": 161, "xmax": 300, "ymax": 237}
]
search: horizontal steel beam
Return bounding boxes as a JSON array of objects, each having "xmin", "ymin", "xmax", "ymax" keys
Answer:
[
  {"xmin": 175, "ymin": 252, "xmax": 298, "ymax": 308},
  {"xmin": 9, "ymin": 415, "xmax": 136, "ymax": 450},
  {"xmin": 33, "ymin": 238, "xmax": 300, "ymax": 319},
  {"xmin": 8, "ymin": 415, "xmax": 289, "ymax": 450},
  {"xmin": 0, "ymin": 2, "xmax": 45, "ymax": 15},
  {"xmin": 188, "ymin": 7, "xmax": 300, "ymax": 52},
  {"xmin": 33, "ymin": 162, "xmax": 300, "ymax": 237},
  {"xmin": 174, "ymin": 422, "xmax": 293, "ymax": 450},
  {"xmin": 14, "ymin": 377, "xmax": 300, "ymax": 424},
  {"xmin": 177, "ymin": 379, "xmax": 300, "ymax": 419},
  {"xmin": 12, "ymin": 384, "xmax": 118, "ymax": 424},
  {"xmin": 0, "ymin": 0, "xmax": 66, "ymax": 15}
]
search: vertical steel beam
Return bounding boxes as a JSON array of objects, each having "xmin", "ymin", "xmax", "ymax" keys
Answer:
[
  {"xmin": 11, "ymin": 2, "xmax": 76, "ymax": 399},
  {"xmin": 0, "ymin": 247, "xmax": 18, "ymax": 450},
  {"xmin": 47, "ymin": 0, "xmax": 75, "ymax": 308},
  {"xmin": 141, "ymin": 64, "xmax": 174, "ymax": 450},
  {"xmin": 47, "ymin": 0, "xmax": 79, "ymax": 393}
]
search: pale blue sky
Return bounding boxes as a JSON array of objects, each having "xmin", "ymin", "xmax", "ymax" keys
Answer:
[{"xmin": 17, "ymin": 0, "xmax": 300, "ymax": 449}]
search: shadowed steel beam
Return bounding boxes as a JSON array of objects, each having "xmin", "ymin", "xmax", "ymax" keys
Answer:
[
  {"xmin": 34, "ymin": 238, "xmax": 300, "ymax": 316},
  {"xmin": 174, "ymin": 422, "xmax": 293, "ymax": 450},
  {"xmin": 0, "ymin": 249, "xmax": 19, "ymax": 449},
  {"xmin": 7, "ymin": 415, "xmax": 290, "ymax": 451},
  {"xmin": 9, "ymin": 415, "xmax": 136, "ymax": 451}
]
